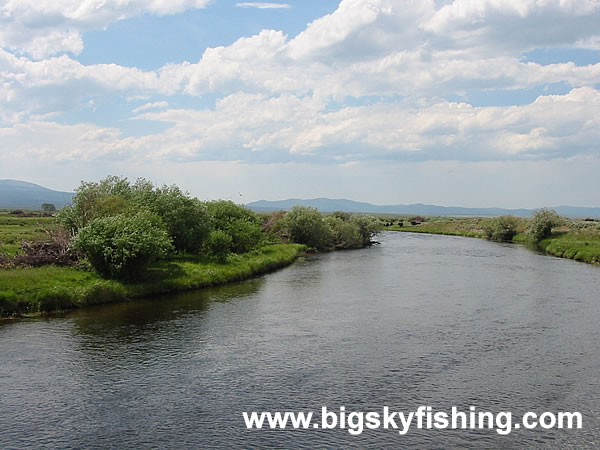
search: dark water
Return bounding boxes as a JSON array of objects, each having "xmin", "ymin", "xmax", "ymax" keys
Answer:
[{"xmin": 1, "ymin": 232, "xmax": 599, "ymax": 448}]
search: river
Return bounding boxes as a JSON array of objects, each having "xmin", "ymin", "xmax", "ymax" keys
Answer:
[{"xmin": 1, "ymin": 231, "xmax": 599, "ymax": 448}]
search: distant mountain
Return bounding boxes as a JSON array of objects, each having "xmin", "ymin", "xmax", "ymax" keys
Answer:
[
  {"xmin": 246, "ymin": 198, "xmax": 600, "ymax": 218},
  {"xmin": 0, "ymin": 179, "xmax": 73, "ymax": 209}
]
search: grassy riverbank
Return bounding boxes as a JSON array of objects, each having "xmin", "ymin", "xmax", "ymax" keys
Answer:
[
  {"xmin": 0, "ymin": 243, "xmax": 305, "ymax": 316},
  {"xmin": 537, "ymin": 233, "xmax": 600, "ymax": 264},
  {"xmin": 385, "ymin": 216, "xmax": 600, "ymax": 265}
]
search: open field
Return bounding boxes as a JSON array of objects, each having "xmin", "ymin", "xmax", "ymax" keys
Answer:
[{"xmin": 0, "ymin": 211, "xmax": 57, "ymax": 256}]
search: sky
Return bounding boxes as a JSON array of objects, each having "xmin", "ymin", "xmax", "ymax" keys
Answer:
[{"xmin": 1, "ymin": 0, "xmax": 600, "ymax": 208}]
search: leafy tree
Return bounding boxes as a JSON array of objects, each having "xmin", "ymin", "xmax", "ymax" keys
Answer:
[
  {"xmin": 58, "ymin": 176, "xmax": 134, "ymax": 231},
  {"xmin": 483, "ymin": 215, "xmax": 519, "ymax": 242},
  {"xmin": 72, "ymin": 212, "xmax": 173, "ymax": 280},
  {"xmin": 206, "ymin": 230, "xmax": 233, "ymax": 262},
  {"xmin": 41, "ymin": 203, "xmax": 56, "ymax": 212},
  {"xmin": 133, "ymin": 185, "xmax": 211, "ymax": 253},
  {"xmin": 351, "ymin": 215, "xmax": 382, "ymax": 246},
  {"xmin": 332, "ymin": 210, "xmax": 352, "ymax": 222},
  {"xmin": 529, "ymin": 208, "xmax": 562, "ymax": 243},
  {"xmin": 326, "ymin": 216, "xmax": 363, "ymax": 249},
  {"xmin": 205, "ymin": 200, "xmax": 263, "ymax": 253},
  {"xmin": 59, "ymin": 176, "xmax": 211, "ymax": 253},
  {"xmin": 282, "ymin": 206, "xmax": 333, "ymax": 250}
]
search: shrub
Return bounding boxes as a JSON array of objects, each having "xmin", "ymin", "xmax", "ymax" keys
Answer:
[
  {"xmin": 228, "ymin": 219, "xmax": 263, "ymax": 253},
  {"xmin": 326, "ymin": 217, "xmax": 363, "ymax": 249},
  {"xmin": 206, "ymin": 230, "xmax": 233, "ymax": 262},
  {"xmin": 262, "ymin": 210, "xmax": 287, "ymax": 236},
  {"xmin": 134, "ymin": 185, "xmax": 211, "ymax": 253},
  {"xmin": 58, "ymin": 176, "xmax": 134, "ymax": 231},
  {"xmin": 351, "ymin": 215, "xmax": 382, "ymax": 246},
  {"xmin": 529, "ymin": 208, "xmax": 562, "ymax": 243},
  {"xmin": 72, "ymin": 212, "xmax": 173, "ymax": 280},
  {"xmin": 282, "ymin": 206, "xmax": 333, "ymax": 250},
  {"xmin": 205, "ymin": 200, "xmax": 263, "ymax": 253},
  {"xmin": 59, "ymin": 176, "xmax": 212, "ymax": 253},
  {"xmin": 483, "ymin": 216, "xmax": 519, "ymax": 242}
]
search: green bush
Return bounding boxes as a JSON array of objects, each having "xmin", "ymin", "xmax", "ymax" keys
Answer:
[
  {"xmin": 351, "ymin": 215, "xmax": 382, "ymax": 246},
  {"xmin": 59, "ymin": 176, "xmax": 211, "ymax": 253},
  {"xmin": 483, "ymin": 215, "xmax": 519, "ymax": 241},
  {"xmin": 529, "ymin": 208, "xmax": 562, "ymax": 243},
  {"xmin": 58, "ymin": 176, "xmax": 134, "ymax": 231},
  {"xmin": 72, "ymin": 212, "xmax": 173, "ymax": 280},
  {"xmin": 206, "ymin": 230, "xmax": 233, "ymax": 262},
  {"xmin": 326, "ymin": 217, "xmax": 363, "ymax": 249},
  {"xmin": 227, "ymin": 219, "xmax": 263, "ymax": 253},
  {"xmin": 205, "ymin": 200, "xmax": 263, "ymax": 253},
  {"xmin": 282, "ymin": 206, "xmax": 333, "ymax": 250},
  {"xmin": 134, "ymin": 185, "xmax": 211, "ymax": 253}
]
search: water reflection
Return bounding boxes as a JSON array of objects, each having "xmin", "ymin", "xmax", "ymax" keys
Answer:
[{"xmin": 1, "ymin": 232, "xmax": 599, "ymax": 448}]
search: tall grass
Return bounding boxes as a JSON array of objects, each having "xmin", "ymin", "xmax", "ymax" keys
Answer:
[{"xmin": 0, "ymin": 212, "xmax": 57, "ymax": 256}]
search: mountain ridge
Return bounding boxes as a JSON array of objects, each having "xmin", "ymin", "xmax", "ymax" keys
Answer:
[
  {"xmin": 0, "ymin": 179, "xmax": 74, "ymax": 209},
  {"xmin": 246, "ymin": 198, "xmax": 600, "ymax": 218}
]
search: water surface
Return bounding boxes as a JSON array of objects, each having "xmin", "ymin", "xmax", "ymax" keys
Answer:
[{"xmin": 1, "ymin": 232, "xmax": 599, "ymax": 447}]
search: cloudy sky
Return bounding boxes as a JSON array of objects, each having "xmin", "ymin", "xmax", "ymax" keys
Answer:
[{"xmin": 1, "ymin": 0, "xmax": 599, "ymax": 207}]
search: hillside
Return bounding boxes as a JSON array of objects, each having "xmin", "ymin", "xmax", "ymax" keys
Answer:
[
  {"xmin": 0, "ymin": 180, "xmax": 73, "ymax": 209},
  {"xmin": 246, "ymin": 198, "xmax": 600, "ymax": 218}
]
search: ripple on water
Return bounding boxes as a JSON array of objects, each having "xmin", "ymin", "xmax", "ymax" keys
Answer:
[{"xmin": 1, "ymin": 232, "xmax": 599, "ymax": 448}]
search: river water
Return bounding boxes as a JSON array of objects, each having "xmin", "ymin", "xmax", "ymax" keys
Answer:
[{"xmin": 1, "ymin": 232, "xmax": 599, "ymax": 448}]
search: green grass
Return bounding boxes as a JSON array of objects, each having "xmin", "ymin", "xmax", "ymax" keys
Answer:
[
  {"xmin": 0, "ymin": 244, "xmax": 305, "ymax": 316},
  {"xmin": 386, "ymin": 217, "xmax": 490, "ymax": 238},
  {"xmin": 538, "ymin": 232, "xmax": 600, "ymax": 264},
  {"xmin": 0, "ymin": 211, "xmax": 57, "ymax": 256}
]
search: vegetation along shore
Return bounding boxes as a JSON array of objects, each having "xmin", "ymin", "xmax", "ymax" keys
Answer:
[
  {"xmin": 0, "ymin": 177, "xmax": 381, "ymax": 316},
  {"xmin": 383, "ymin": 209, "xmax": 600, "ymax": 265}
]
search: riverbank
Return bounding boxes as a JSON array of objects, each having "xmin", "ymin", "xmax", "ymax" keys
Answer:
[
  {"xmin": 0, "ymin": 243, "xmax": 305, "ymax": 316},
  {"xmin": 386, "ymin": 219, "xmax": 600, "ymax": 265}
]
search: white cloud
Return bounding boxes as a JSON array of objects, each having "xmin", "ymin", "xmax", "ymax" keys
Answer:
[
  {"xmin": 132, "ymin": 101, "xmax": 169, "ymax": 114},
  {"xmin": 0, "ymin": 0, "xmax": 211, "ymax": 58},
  {"xmin": 2, "ymin": 0, "xmax": 600, "ymax": 179},
  {"xmin": 235, "ymin": 3, "xmax": 291, "ymax": 8},
  {"xmin": 424, "ymin": 0, "xmax": 600, "ymax": 52},
  {"xmin": 6, "ymin": 87, "xmax": 595, "ymax": 164},
  {"xmin": 0, "ymin": 121, "xmax": 138, "ymax": 162}
]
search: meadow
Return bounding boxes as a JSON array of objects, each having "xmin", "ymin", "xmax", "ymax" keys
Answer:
[{"xmin": 0, "ymin": 211, "xmax": 57, "ymax": 256}]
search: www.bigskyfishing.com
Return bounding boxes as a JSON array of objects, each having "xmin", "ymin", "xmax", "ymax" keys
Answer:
[{"xmin": 243, "ymin": 406, "xmax": 582, "ymax": 436}]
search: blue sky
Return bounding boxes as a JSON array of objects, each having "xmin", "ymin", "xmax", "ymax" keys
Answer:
[{"xmin": 1, "ymin": 0, "xmax": 600, "ymax": 207}]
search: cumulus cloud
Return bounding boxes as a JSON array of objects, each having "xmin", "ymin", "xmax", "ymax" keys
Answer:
[
  {"xmin": 0, "ymin": 0, "xmax": 211, "ymax": 58},
  {"xmin": 2, "ymin": 0, "xmax": 600, "ymax": 171},
  {"xmin": 6, "ymin": 87, "xmax": 595, "ymax": 165},
  {"xmin": 424, "ymin": 0, "xmax": 600, "ymax": 52},
  {"xmin": 0, "ymin": 121, "xmax": 138, "ymax": 162}
]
